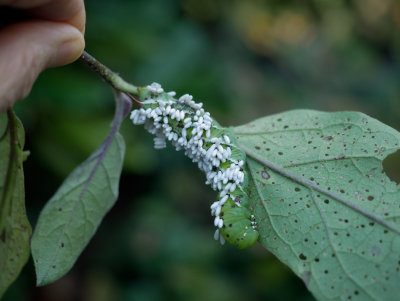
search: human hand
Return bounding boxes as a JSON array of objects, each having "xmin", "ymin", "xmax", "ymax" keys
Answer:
[{"xmin": 0, "ymin": 0, "xmax": 86, "ymax": 111}]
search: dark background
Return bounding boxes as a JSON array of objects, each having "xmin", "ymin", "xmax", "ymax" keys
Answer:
[{"xmin": 4, "ymin": 0, "xmax": 400, "ymax": 300}]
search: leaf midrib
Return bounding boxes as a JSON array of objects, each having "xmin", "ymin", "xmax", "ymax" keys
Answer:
[{"xmin": 233, "ymin": 120, "xmax": 369, "ymax": 135}]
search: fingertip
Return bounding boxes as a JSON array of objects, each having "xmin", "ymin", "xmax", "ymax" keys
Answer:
[
  {"xmin": 0, "ymin": 21, "xmax": 85, "ymax": 108},
  {"xmin": 47, "ymin": 29, "xmax": 85, "ymax": 68}
]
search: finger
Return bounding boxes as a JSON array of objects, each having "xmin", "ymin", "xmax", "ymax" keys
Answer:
[
  {"xmin": 0, "ymin": 0, "xmax": 50, "ymax": 8},
  {"xmin": 0, "ymin": 0, "xmax": 85, "ymax": 32},
  {"xmin": 0, "ymin": 20, "xmax": 84, "ymax": 110}
]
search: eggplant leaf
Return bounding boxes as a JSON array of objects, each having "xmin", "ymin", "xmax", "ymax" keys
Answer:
[
  {"xmin": 235, "ymin": 110, "xmax": 400, "ymax": 301},
  {"xmin": 31, "ymin": 92, "xmax": 131, "ymax": 286}
]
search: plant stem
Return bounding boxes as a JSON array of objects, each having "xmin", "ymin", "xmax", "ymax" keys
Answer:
[
  {"xmin": 238, "ymin": 143, "xmax": 400, "ymax": 235},
  {"xmin": 79, "ymin": 51, "xmax": 139, "ymax": 96}
]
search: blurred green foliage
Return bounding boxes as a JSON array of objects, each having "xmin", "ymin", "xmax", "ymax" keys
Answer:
[{"xmin": 4, "ymin": 0, "xmax": 400, "ymax": 300}]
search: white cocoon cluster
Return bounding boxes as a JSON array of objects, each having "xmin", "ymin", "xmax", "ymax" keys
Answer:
[{"xmin": 130, "ymin": 83, "xmax": 246, "ymax": 244}]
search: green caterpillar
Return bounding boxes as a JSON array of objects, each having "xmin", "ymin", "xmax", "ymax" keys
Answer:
[
  {"xmin": 131, "ymin": 83, "xmax": 259, "ymax": 249},
  {"xmin": 218, "ymin": 198, "xmax": 258, "ymax": 249}
]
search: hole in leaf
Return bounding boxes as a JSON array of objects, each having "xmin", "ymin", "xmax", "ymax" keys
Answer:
[
  {"xmin": 261, "ymin": 170, "xmax": 270, "ymax": 180},
  {"xmin": 383, "ymin": 150, "xmax": 400, "ymax": 183}
]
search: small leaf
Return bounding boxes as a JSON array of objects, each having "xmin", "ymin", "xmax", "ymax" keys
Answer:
[
  {"xmin": 31, "ymin": 133, "xmax": 125, "ymax": 286},
  {"xmin": 234, "ymin": 110, "xmax": 400, "ymax": 301},
  {"xmin": 0, "ymin": 110, "xmax": 32, "ymax": 298},
  {"xmin": 31, "ymin": 92, "xmax": 131, "ymax": 286}
]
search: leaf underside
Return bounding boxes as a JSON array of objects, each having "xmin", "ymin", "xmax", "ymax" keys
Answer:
[
  {"xmin": 0, "ymin": 110, "xmax": 31, "ymax": 298},
  {"xmin": 31, "ymin": 132, "xmax": 125, "ymax": 286},
  {"xmin": 234, "ymin": 110, "xmax": 400, "ymax": 301}
]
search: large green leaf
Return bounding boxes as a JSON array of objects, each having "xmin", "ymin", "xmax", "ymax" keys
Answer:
[
  {"xmin": 0, "ymin": 110, "xmax": 31, "ymax": 298},
  {"xmin": 31, "ymin": 91, "xmax": 130, "ymax": 286},
  {"xmin": 234, "ymin": 110, "xmax": 400, "ymax": 301}
]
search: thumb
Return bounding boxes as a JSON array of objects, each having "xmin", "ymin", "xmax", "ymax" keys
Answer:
[{"xmin": 0, "ymin": 20, "xmax": 84, "ymax": 110}]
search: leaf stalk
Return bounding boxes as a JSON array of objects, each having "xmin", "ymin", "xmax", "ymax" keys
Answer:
[{"xmin": 79, "ymin": 51, "xmax": 140, "ymax": 98}]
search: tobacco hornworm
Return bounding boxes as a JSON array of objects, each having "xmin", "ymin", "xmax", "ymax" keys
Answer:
[{"xmin": 130, "ymin": 83, "xmax": 259, "ymax": 249}]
